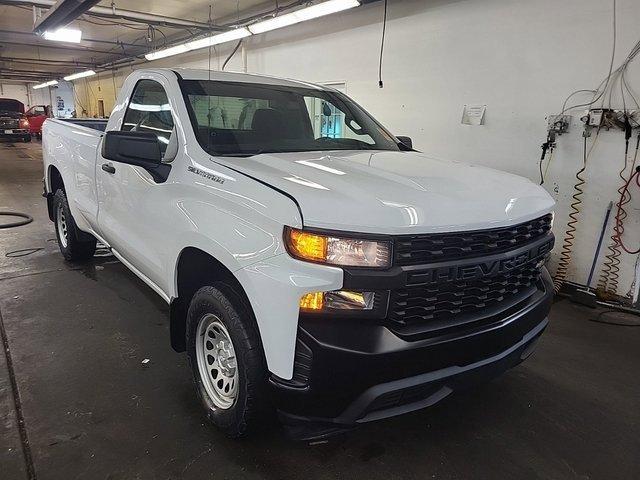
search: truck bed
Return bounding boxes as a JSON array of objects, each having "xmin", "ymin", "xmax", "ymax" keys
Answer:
[{"xmin": 57, "ymin": 118, "xmax": 108, "ymax": 132}]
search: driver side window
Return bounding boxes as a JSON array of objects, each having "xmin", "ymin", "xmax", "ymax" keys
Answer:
[{"xmin": 122, "ymin": 80, "xmax": 174, "ymax": 153}]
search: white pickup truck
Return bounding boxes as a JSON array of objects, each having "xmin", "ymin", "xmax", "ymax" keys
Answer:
[{"xmin": 42, "ymin": 68, "xmax": 555, "ymax": 439}]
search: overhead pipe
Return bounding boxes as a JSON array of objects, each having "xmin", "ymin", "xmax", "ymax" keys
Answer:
[
  {"xmin": 0, "ymin": 56, "xmax": 95, "ymax": 67},
  {"xmin": 0, "ymin": 0, "xmax": 217, "ymax": 29},
  {"xmin": 0, "ymin": 38, "xmax": 127, "ymax": 56},
  {"xmin": 0, "ymin": 68, "xmax": 66, "ymax": 77}
]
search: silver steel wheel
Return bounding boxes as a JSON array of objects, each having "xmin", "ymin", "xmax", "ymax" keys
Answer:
[
  {"xmin": 195, "ymin": 314, "xmax": 238, "ymax": 410},
  {"xmin": 56, "ymin": 203, "xmax": 68, "ymax": 248}
]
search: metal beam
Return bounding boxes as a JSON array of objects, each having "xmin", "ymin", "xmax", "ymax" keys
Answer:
[
  {"xmin": 0, "ymin": 0, "xmax": 215, "ymax": 29},
  {"xmin": 0, "ymin": 56, "xmax": 95, "ymax": 66},
  {"xmin": 33, "ymin": 0, "xmax": 101, "ymax": 34},
  {"xmin": 0, "ymin": 28, "xmax": 144, "ymax": 47},
  {"xmin": 0, "ymin": 67, "xmax": 65, "ymax": 76},
  {"xmin": 0, "ymin": 39, "xmax": 128, "ymax": 56},
  {"xmin": 0, "ymin": 77, "xmax": 39, "ymax": 82}
]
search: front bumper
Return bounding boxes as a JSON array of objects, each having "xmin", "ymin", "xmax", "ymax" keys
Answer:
[
  {"xmin": 272, "ymin": 267, "xmax": 553, "ymax": 439},
  {"xmin": 0, "ymin": 129, "xmax": 30, "ymax": 139}
]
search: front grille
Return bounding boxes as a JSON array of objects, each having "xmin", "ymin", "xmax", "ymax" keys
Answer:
[
  {"xmin": 389, "ymin": 258, "xmax": 543, "ymax": 328},
  {"xmin": 0, "ymin": 118, "xmax": 19, "ymax": 129},
  {"xmin": 394, "ymin": 214, "xmax": 553, "ymax": 266}
]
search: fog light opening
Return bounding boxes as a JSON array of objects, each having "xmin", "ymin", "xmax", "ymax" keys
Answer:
[
  {"xmin": 299, "ymin": 290, "xmax": 375, "ymax": 312},
  {"xmin": 300, "ymin": 292, "xmax": 324, "ymax": 311}
]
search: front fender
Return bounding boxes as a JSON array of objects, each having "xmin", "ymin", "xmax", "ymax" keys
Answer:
[{"xmin": 237, "ymin": 255, "xmax": 343, "ymax": 380}]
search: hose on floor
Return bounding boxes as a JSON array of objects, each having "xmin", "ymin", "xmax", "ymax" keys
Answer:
[{"xmin": 0, "ymin": 211, "xmax": 33, "ymax": 229}]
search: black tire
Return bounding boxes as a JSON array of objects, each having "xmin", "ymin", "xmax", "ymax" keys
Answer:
[
  {"xmin": 53, "ymin": 189, "xmax": 96, "ymax": 262},
  {"xmin": 186, "ymin": 284, "xmax": 270, "ymax": 438},
  {"xmin": 23, "ymin": 135, "xmax": 31, "ymax": 143}
]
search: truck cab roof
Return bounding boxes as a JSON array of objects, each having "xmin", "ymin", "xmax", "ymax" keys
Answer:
[{"xmin": 161, "ymin": 68, "xmax": 329, "ymax": 91}]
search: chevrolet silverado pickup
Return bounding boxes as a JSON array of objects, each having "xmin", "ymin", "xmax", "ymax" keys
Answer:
[{"xmin": 42, "ymin": 68, "xmax": 555, "ymax": 439}]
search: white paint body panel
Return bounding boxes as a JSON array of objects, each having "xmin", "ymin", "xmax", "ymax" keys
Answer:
[
  {"xmin": 43, "ymin": 68, "xmax": 554, "ymax": 379},
  {"xmin": 216, "ymin": 150, "xmax": 554, "ymax": 234}
]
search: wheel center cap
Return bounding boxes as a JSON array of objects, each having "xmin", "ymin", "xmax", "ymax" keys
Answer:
[{"xmin": 217, "ymin": 348, "xmax": 234, "ymax": 375}]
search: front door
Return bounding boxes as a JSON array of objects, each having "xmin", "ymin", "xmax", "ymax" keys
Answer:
[
  {"xmin": 96, "ymin": 77, "xmax": 176, "ymax": 294},
  {"xmin": 25, "ymin": 105, "xmax": 47, "ymax": 133}
]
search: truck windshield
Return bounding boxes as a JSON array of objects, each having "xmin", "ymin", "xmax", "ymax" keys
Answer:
[{"xmin": 181, "ymin": 80, "xmax": 401, "ymax": 156}]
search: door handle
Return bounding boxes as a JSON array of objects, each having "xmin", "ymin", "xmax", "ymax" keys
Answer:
[{"xmin": 101, "ymin": 163, "xmax": 116, "ymax": 174}]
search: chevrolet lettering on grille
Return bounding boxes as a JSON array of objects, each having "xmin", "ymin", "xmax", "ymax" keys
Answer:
[{"xmin": 413, "ymin": 237, "xmax": 553, "ymax": 284}]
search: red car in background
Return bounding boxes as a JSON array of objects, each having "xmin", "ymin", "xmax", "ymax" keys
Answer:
[{"xmin": 25, "ymin": 104, "xmax": 52, "ymax": 138}]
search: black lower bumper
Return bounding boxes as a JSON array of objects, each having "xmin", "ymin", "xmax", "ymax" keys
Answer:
[
  {"xmin": 272, "ymin": 268, "xmax": 553, "ymax": 439},
  {"xmin": 0, "ymin": 130, "xmax": 30, "ymax": 140}
]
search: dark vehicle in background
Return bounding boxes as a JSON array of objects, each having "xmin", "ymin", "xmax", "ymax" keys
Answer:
[
  {"xmin": 25, "ymin": 104, "xmax": 52, "ymax": 138},
  {"xmin": 0, "ymin": 98, "xmax": 31, "ymax": 142}
]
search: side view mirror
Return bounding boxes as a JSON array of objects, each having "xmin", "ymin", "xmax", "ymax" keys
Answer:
[
  {"xmin": 102, "ymin": 131, "xmax": 171, "ymax": 182},
  {"xmin": 396, "ymin": 136, "xmax": 413, "ymax": 150}
]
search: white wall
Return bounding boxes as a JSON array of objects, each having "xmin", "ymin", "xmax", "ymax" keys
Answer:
[
  {"xmin": 0, "ymin": 81, "xmax": 69, "ymax": 112},
  {"xmin": 105, "ymin": 0, "xmax": 640, "ymax": 296}
]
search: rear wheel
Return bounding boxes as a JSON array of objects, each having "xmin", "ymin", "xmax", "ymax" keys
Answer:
[
  {"xmin": 53, "ymin": 189, "xmax": 96, "ymax": 262},
  {"xmin": 186, "ymin": 285, "xmax": 270, "ymax": 437}
]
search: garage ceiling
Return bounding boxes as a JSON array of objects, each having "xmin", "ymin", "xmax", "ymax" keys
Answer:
[{"xmin": 0, "ymin": 0, "xmax": 276, "ymax": 82}]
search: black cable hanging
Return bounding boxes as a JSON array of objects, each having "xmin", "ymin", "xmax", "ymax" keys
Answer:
[
  {"xmin": 222, "ymin": 40, "xmax": 243, "ymax": 71},
  {"xmin": 378, "ymin": 0, "xmax": 388, "ymax": 88}
]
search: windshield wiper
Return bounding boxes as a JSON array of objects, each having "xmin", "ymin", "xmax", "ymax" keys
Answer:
[{"xmin": 214, "ymin": 149, "xmax": 285, "ymax": 158}]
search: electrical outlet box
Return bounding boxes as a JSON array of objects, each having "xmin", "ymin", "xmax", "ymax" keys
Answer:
[
  {"xmin": 547, "ymin": 114, "xmax": 571, "ymax": 134},
  {"xmin": 588, "ymin": 109, "xmax": 604, "ymax": 127}
]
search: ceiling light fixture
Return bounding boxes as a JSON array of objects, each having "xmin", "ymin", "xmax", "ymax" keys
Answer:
[
  {"xmin": 32, "ymin": 80, "xmax": 59, "ymax": 90},
  {"xmin": 64, "ymin": 70, "xmax": 96, "ymax": 81},
  {"xmin": 145, "ymin": 28, "xmax": 251, "ymax": 61},
  {"xmin": 248, "ymin": 0, "xmax": 360, "ymax": 34},
  {"xmin": 143, "ymin": 0, "xmax": 361, "ymax": 62},
  {"xmin": 42, "ymin": 27, "xmax": 83, "ymax": 43}
]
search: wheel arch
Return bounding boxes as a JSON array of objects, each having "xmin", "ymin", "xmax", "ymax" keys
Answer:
[
  {"xmin": 46, "ymin": 165, "xmax": 64, "ymax": 221},
  {"xmin": 170, "ymin": 247, "xmax": 263, "ymax": 359}
]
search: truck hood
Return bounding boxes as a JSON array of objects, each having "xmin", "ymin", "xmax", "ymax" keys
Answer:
[{"xmin": 216, "ymin": 150, "xmax": 554, "ymax": 234}]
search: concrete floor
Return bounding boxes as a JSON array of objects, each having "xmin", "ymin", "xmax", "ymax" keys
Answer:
[{"xmin": 0, "ymin": 140, "xmax": 639, "ymax": 480}]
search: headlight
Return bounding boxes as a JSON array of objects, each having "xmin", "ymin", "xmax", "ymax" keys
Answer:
[{"xmin": 284, "ymin": 227, "xmax": 391, "ymax": 268}]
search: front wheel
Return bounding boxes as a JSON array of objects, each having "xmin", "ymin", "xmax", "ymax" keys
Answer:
[
  {"xmin": 186, "ymin": 285, "xmax": 270, "ymax": 437},
  {"xmin": 53, "ymin": 189, "xmax": 96, "ymax": 262},
  {"xmin": 23, "ymin": 135, "xmax": 31, "ymax": 143}
]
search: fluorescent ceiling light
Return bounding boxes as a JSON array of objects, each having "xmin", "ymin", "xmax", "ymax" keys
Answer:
[
  {"xmin": 64, "ymin": 70, "xmax": 96, "ymax": 81},
  {"xmin": 186, "ymin": 28, "xmax": 252, "ymax": 51},
  {"xmin": 145, "ymin": 28, "xmax": 251, "ymax": 61},
  {"xmin": 248, "ymin": 0, "xmax": 360, "ymax": 34},
  {"xmin": 143, "ymin": 0, "xmax": 361, "ymax": 62},
  {"xmin": 32, "ymin": 80, "xmax": 58, "ymax": 90},
  {"xmin": 42, "ymin": 27, "xmax": 82, "ymax": 43},
  {"xmin": 145, "ymin": 44, "xmax": 190, "ymax": 61}
]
